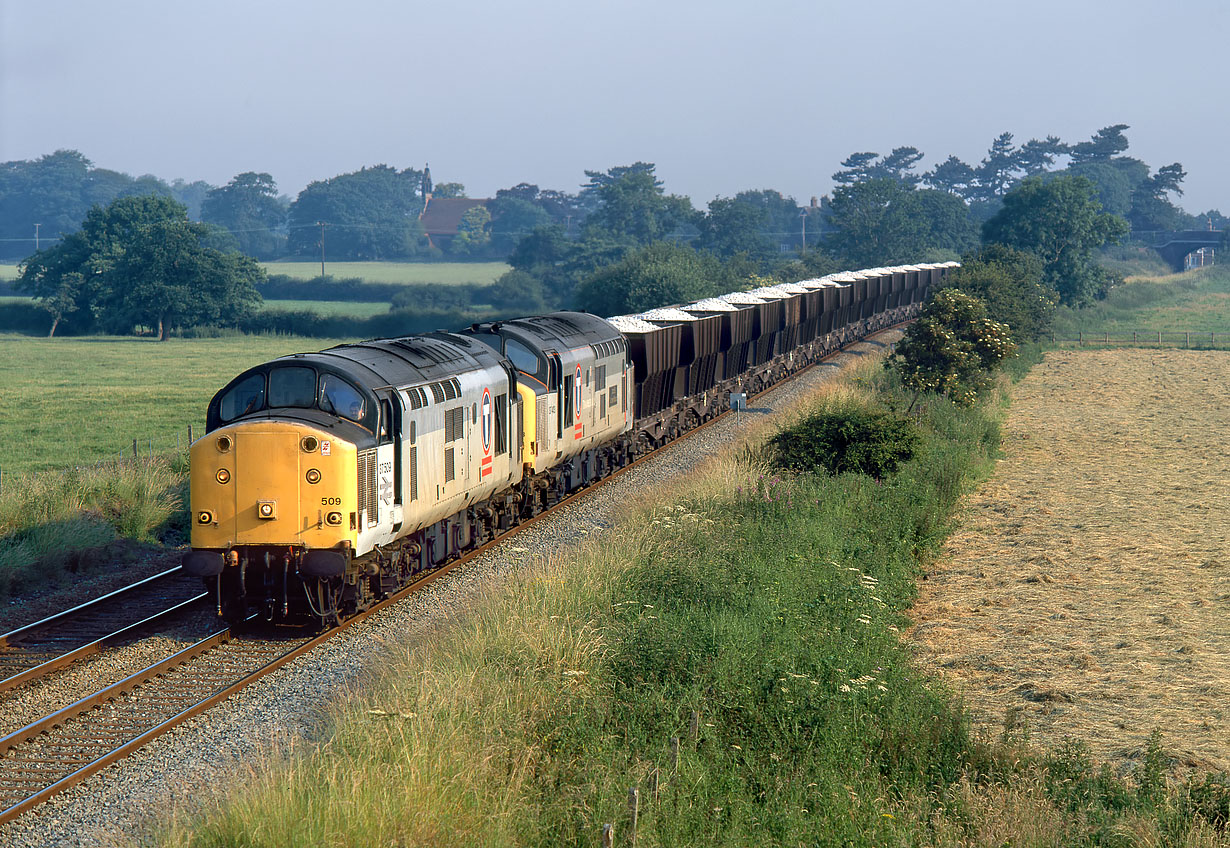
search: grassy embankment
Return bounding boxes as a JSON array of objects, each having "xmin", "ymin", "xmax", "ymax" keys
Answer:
[
  {"xmin": 1052, "ymin": 265, "xmax": 1230, "ymax": 340},
  {"xmin": 160, "ymin": 354, "xmax": 1229, "ymax": 846}
]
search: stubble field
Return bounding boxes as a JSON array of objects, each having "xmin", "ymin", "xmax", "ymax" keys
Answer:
[{"xmin": 909, "ymin": 348, "xmax": 1230, "ymax": 773}]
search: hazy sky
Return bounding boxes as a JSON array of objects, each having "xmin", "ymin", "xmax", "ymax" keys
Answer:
[{"xmin": 3, "ymin": 0, "xmax": 1226, "ymax": 214}]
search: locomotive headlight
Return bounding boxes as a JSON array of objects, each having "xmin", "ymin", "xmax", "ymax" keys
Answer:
[
  {"xmin": 302, "ymin": 436, "xmax": 319, "ymax": 453},
  {"xmin": 215, "ymin": 468, "xmax": 231, "ymax": 484},
  {"xmin": 216, "ymin": 435, "xmax": 232, "ymax": 453},
  {"xmin": 305, "ymin": 468, "xmax": 321, "ymax": 484},
  {"xmin": 257, "ymin": 500, "xmax": 277, "ymax": 520},
  {"xmin": 325, "ymin": 511, "xmax": 343, "ymax": 526},
  {"xmin": 197, "ymin": 510, "xmax": 214, "ymax": 525}
]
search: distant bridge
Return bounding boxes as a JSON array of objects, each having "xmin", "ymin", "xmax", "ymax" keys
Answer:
[{"xmin": 1137, "ymin": 229, "xmax": 1222, "ymax": 271}]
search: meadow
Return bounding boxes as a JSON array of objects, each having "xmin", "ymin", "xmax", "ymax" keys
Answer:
[
  {"xmin": 258, "ymin": 299, "xmax": 390, "ymax": 318},
  {"xmin": 0, "ymin": 334, "xmax": 354, "ymax": 475},
  {"xmin": 259, "ymin": 260, "xmax": 509, "ymax": 286},
  {"xmin": 1052, "ymin": 265, "xmax": 1230, "ymax": 337},
  {"xmin": 0, "ymin": 264, "xmax": 17, "ymax": 282}
]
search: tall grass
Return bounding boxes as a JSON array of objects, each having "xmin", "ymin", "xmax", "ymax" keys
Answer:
[{"xmin": 0, "ymin": 457, "xmax": 184, "ymax": 599}]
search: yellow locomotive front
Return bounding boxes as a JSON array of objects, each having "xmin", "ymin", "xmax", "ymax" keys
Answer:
[{"xmin": 183, "ymin": 358, "xmax": 376, "ymax": 624}]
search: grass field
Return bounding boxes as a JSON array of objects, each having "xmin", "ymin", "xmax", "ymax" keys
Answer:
[
  {"xmin": 1052, "ymin": 265, "xmax": 1230, "ymax": 336},
  {"xmin": 259, "ymin": 260, "xmax": 509, "ymax": 286},
  {"xmin": 0, "ymin": 295, "xmax": 33, "ymax": 306},
  {"xmin": 0, "ymin": 334, "xmax": 355, "ymax": 475},
  {"xmin": 258, "ymin": 299, "xmax": 390, "ymax": 318},
  {"xmin": 0, "ymin": 265, "xmax": 18, "ymax": 282}
]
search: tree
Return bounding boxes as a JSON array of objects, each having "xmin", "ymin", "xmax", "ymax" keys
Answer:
[
  {"xmin": 109, "ymin": 220, "xmax": 263, "ymax": 339},
  {"xmin": 16, "ymin": 194, "xmax": 263, "ymax": 338},
  {"xmin": 823, "ymin": 180, "xmax": 978, "ymax": 267},
  {"xmin": 287, "ymin": 165, "xmax": 427, "ymax": 259},
  {"xmin": 1065, "ymin": 160, "xmax": 1142, "ymax": 217},
  {"xmin": 573, "ymin": 242, "xmax": 730, "ymax": 316},
  {"xmin": 982, "ymin": 176, "xmax": 1129, "ymax": 305},
  {"xmin": 889, "ymin": 289, "xmax": 1016, "ymax": 409},
  {"xmin": 201, "ymin": 172, "xmax": 288, "ymax": 259},
  {"xmin": 924, "ymin": 155, "xmax": 978, "ymax": 199},
  {"xmin": 432, "ymin": 182, "xmax": 466, "ymax": 198},
  {"xmin": 974, "ymin": 132, "xmax": 1023, "ymax": 201},
  {"xmin": 1017, "ymin": 136, "xmax": 1068, "ymax": 176},
  {"xmin": 697, "ymin": 196, "xmax": 774, "ymax": 261},
  {"xmin": 1128, "ymin": 162, "xmax": 1188, "ymax": 232},
  {"xmin": 0, "ymin": 150, "xmax": 175, "ymax": 261},
  {"xmin": 486, "ymin": 269, "xmax": 548, "ymax": 312},
  {"xmin": 448, "ymin": 206, "xmax": 492, "ymax": 256},
  {"xmin": 170, "ymin": 178, "xmax": 216, "ymax": 220},
  {"xmin": 580, "ymin": 162, "xmax": 697, "ymax": 245},
  {"xmin": 941, "ymin": 245, "xmax": 1056, "ymax": 342},
  {"xmin": 1069, "ymin": 124, "xmax": 1131, "ymax": 165},
  {"xmin": 833, "ymin": 147, "xmax": 924, "ymax": 186},
  {"xmin": 488, "ymin": 196, "xmax": 552, "ymax": 254}
]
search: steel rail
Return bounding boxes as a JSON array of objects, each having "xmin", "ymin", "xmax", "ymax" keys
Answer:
[
  {"xmin": 0, "ymin": 327, "xmax": 902, "ymax": 826},
  {"xmin": 0, "ymin": 594, "xmax": 209, "ymax": 694},
  {"xmin": 0, "ymin": 567, "xmax": 186, "ymax": 647},
  {"xmin": 0, "ymin": 567, "xmax": 208, "ymax": 694}
]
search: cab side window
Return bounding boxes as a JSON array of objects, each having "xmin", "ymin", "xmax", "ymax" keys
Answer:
[
  {"xmin": 218, "ymin": 373, "xmax": 265, "ymax": 421},
  {"xmin": 505, "ymin": 338, "xmax": 539, "ymax": 377},
  {"xmin": 319, "ymin": 375, "xmax": 365, "ymax": 422}
]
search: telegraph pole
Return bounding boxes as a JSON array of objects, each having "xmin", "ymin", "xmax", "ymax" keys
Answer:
[
  {"xmin": 317, "ymin": 221, "xmax": 327, "ymax": 277},
  {"xmin": 799, "ymin": 209, "xmax": 807, "ymax": 252},
  {"xmin": 33, "ymin": 223, "xmax": 40, "ymax": 251}
]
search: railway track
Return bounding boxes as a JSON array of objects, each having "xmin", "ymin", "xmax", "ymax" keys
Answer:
[
  {"xmin": 0, "ymin": 568, "xmax": 209, "ymax": 694},
  {"xmin": 0, "ymin": 328, "xmax": 903, "ymax": 826}
]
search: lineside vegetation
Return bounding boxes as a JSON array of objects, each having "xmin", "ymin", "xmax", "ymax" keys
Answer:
[{"xmin": 160, "ymin": 356, "xmax": 1229, "ymax": 846}]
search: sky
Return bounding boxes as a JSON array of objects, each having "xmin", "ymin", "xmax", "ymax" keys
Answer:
[{"xmin": 2, "ymin": 0, "xmax": 1227, "ymax": 214}]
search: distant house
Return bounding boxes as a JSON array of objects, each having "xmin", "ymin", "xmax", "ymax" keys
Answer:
[{"xmin": 418, "ymin": 196, "xmax": 490, "ymax": 251}]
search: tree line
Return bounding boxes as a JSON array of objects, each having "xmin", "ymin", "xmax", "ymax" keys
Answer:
[{"xmin": 6, "ymin": 124, "xmax": 1217, "ymax": 337}]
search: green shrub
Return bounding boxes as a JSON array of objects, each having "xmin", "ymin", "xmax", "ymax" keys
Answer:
[{"xmin": 768, "ymin": 405, "xmax": 919, "ymax": 478}]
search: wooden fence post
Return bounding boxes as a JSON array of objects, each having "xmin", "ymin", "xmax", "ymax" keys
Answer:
[
  {"xmin": 670, "ymin": 736, "xmax": 679, "ymax": 772},
  {"xmin": 628, "ymin": 787, "xmax": 640, "ymax": 846},
  {"xmin": 132, "ymin": 439, "xmax": 138, "ymax": 459},
  {"xmin": 188, "ymin": 425, "xmax": 193, "ymax": 445},
  {"xmin": 648, "ymin": 768, "xmax": 659, "ymax": 802},
  {"xmin": 689, "ymin": 711, "xmax": 699, "ymax": 741},
  {"xmin": 601, "ymin": 823, "xmax": 614, "ymax": 848}
]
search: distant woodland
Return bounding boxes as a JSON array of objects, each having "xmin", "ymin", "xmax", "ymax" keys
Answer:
[{"xmin": 4, "ymin": 125, "xmax": 1226, "ymax": 336}]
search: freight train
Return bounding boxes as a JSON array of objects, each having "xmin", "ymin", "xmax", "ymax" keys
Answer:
[{"xmin": 183, "ymin": 262, "xmax": 955, "ymax": 626}]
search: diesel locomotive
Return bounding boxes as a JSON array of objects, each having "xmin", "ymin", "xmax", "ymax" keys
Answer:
[{"xmin": 183, "ymin": 263, "xmax": 954, "ymax": 626}]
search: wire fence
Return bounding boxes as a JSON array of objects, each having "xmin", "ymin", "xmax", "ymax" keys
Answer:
[
  {"xmin": 0, "ymin": 425, "xmax": 198, "ymax": 494},
  {"xmin": 1053, "ymin": 331, "xmax": 1230, "ymax": 348}
]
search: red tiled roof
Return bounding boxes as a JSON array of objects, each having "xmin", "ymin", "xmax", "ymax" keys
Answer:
[{"xmin": 419, "ymin": 197, "xmax": 489, "ymax": 235}]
